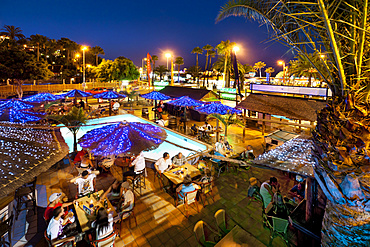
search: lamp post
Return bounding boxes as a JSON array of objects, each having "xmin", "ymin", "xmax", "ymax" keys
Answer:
[
  {"xmin": 278, "ymin": 60, "xmax": 286, "ymax": 84},
  {"xmin": 82, "ymin": 46, "xmax": 88, "ymax": 85},
  {"xmin": 165, "ymin": 53, "xmax": 174, "ymax": 86},
  {"xmin": 165, "ymin": 53, "xmax": 171, "ymax": 70}
]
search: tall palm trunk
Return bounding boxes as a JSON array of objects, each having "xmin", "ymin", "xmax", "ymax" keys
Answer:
[
  {"xmin": 37, "ymin": 44, "xmax": 40, "ymax": 62},
  {"xmin": 223, "ymin": 55, "xmax": 228, "ymax": 85},
  {"xmin": 95, "ymin": 54, "xmax": 98, "ymax": 66}
]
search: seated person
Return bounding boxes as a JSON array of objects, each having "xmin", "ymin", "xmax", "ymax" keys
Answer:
[
  {"xmin": 176, "ymin": 175, "xmax": 200, "ymax": 201},
  {"xmin": 154, "ymin": 152, "xmax": 173, "ymax": 174},
  {"xmin": 223, "ymin": 138, "xmax": 233, "ymax": 153},
  {"xmin": 114, "ymin": 181, "xmax": 134, "ymax": 222},
  {"xmin": 239, "ymin": 145, "xmax": 255, "ymax": 160},
  {"xmin": 80, "ymin": 153, "xmax": 93, "ymax": 169},
  {"xmin": 260, "ymin": 177, "xmax": 280, "ymax": 213},
  {"xmin": 172, "ymin": 152, "xmax": 186, "ymax": 167},
  {"xmin": 113, "ymin": 101, "xmax": 120, "ymax": 112},
  {"xmin": 288, "ymin": 182, "xmax": 305, "ymax": 202},
  {"xmin": 203, "ymin": 121, "xmax": 213, "ymax": 132},
  {"xmin": 247, "ymin": 177, "xmax": 261, "ymax": 199},
  {"xmin": 215, "ymin": 140, "xmax": 226, "ymax": 156},
  {"xmin": 73, "ymin": 148, "xmax": 88, "ymax": 165},
  {"xmin": 46, "ymin": 206, "xmax": 76, "ymax": 246},
  {"xmin": 122, "ymin": 152, "xmax": 146, "ymax": 179},
  {"xmin": 100, "ymin": 180, "xmax": 122, "ymax": 204},
  {"xmin": 44, "ymin": 193, "xmax": 74, "ymax": 222},
  {"xmin": 91, "ymin": 208, "xmax": 114, "ymax": 240},
  {"xmin": 70, "ymin": 170, "xmax": 97, "ymax": 198},
  {"xmin": 156, "ymin": 116, "xmax": 165, "ymax": 127},
  {"xmin": 198, "ymin": 170, "xmax": 213, "ymax": 184},
  {"xmin": 100, "ymin": 155, "xmax": 116, "ymax": 170},
  {"xmin": 191, "ymin": 124, "xmax": 198, "ymax": 135}
]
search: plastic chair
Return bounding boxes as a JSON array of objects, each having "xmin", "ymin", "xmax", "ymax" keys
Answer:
[
  {"xmin": 209, "ymin": 159, "xmax": 227, "ymax": 177},
  {"xmin": 130, "ymin": 168, "xmax": 146, "ymax": 195},
  {"xmin": 117, "ymin": 195, "xmax": 137, "ymax": 230},
  {"xmin": 44, "ymin": 230, "xmax": 75, "ymax": 247},
  {"xmin": 214, "ymin": 209, "xmax": 231, "ymax": 237},
  {"xmin": 176, "ymin": 189, "xmax": 199, "ymax": 218},
  {"xmin": 193, "ymin": 221, "xmax": 217, "ymax": 247},
  {"xmin": 267, "ymin": 216, "xmax": 290, "ymax": 246},
  {"xmin": 90, "ymin": 230, "xmax": 118, "ymax": 247}
]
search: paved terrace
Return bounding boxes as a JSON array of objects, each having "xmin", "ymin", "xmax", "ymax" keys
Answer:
[{"xmin": 13, "ymin": 104, "xmax": 310, "ymax": 247}]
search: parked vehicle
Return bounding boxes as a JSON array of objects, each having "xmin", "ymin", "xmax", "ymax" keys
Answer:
[{"xmin": 85, "ymin": 87, "xmax": 111, "ymax": 95}]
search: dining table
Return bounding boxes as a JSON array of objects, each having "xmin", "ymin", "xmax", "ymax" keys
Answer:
[
  {"xmin": 163, "ymin": 163, "xmax": 202, "ymax": 185},
  {"xmin": 214, "ymin": 225, "xmax": 265, "ymax": 247},
  {"xmin": 73, "ymin": 190, "xmax": 117, "ymax": 232}
]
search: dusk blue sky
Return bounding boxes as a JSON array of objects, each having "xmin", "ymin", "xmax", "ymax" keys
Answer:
[{"xmin": 1, "ymin": 0, "xmax": 293, "ymax": 72}]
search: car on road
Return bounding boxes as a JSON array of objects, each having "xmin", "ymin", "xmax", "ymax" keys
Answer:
[{"xmin": 85, "ymin": 87, "xmax": 111, "ymax": 95}]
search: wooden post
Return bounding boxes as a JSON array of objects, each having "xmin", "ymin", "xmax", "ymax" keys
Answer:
[
  {"xmin": 243, "ymin": 109, "xmax": 246, "ymax": 142},
  {"xmin": 262, "ymin": 113, "xmax": 266, "ymax": 136},
  {"xmin": 305, "ymin": 177, "xmax": 313, "ymax": 222},
  {"xmin": 299, "ymin": 120, "xmax": 302, "ymax": 132}
]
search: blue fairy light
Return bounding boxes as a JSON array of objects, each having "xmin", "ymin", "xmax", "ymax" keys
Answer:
[
  {"xmin": 195, "ymin": 102, "xmax": 242, "ymax": 115},
  {"xmin": 23, "ymin": 93, "xmax": 62, "ymax": 103},
  {"xmin": 140, "ymin": 91, "xmax": 170, "ymax": 101},
  {"xmin": 78, "ymin": 121, "xmax": 167, "ymax": 156},
  {"xmin": 60, "ymin": 89, "xmax": 92, "ymax": 98},
  {"xmin": 0, "ymin": 99, "xmax": 35, "ymax": 111},
  {"xmin": 93, "ymin": 91, "xmax": 126, "ymax": 99},
  {"xmin": 167, "ymin": 96, "xmax": 203, "ymax": 107}
]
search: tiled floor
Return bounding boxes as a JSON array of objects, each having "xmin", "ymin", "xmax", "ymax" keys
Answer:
[{"xmin": 15, "ymin": 106, "xmax": 304, "ymax": 247}]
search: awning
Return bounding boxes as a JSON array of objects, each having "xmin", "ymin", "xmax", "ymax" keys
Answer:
[
  {"xmin": 236, "ymin": 94, "xmax": 327, "ymax": 122},
  {"xmin": 0, "ymin": 124, "xmax": 69, "ymax": 198},
  {"xmin": 253, "ymin": 137, "xmax": 315, "ymax": 177},
  {"xmin": 159, "ymin": 86, "xmax": 218, "ymax": 101}
]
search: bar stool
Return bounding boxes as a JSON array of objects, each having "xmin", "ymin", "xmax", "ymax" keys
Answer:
[
  {"xmin": 14, "ymin": 178, "xmax": 37, "ymax": 220},
  {"xmin": 0, "ymin": 213, "xmax": 13, "ymax": 247}
]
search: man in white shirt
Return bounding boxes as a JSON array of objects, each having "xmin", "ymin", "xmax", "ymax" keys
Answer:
[
  {"xmin": 47, "ymin": 206, "xmax": 75, "ymax": 246},
  {"xmin": 122, "ymin": 152, "xmax": 146, "ymax": 179},
  {"xmin": 215, "ymin": 138, "xmax": 226, "ymax": 156},
  {"xmin": 70, "ymin": 170, "xmax": 97, "ymax": 197},
  {"xmin": 154, "ymin": 152, "xmax": 173, "ymax": 173},
  {"xmin": 113, "ymin": 101, "xmax": 120, "ymax": 111}
]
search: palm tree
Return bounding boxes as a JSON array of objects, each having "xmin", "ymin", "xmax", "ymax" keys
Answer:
[
  {"xmin": 91, "ymin": 46, "xmax": 105, "ymax": 66},
  {"xmin": 218, "ymin": 1, "xmax": 370, "ymax": 245},
  {"xmin": 174, "ymin": 56, "xmax": 184, "ymax": 83},
  {"xmin": 191, "ymin": 47, "xmax": 203, "ymax": 84},
  {"xmin": 203, "ymin": 44, "xmax": 214, "ymax": 71},
  {"xmin": 29, "ymin": 34, "xmax": 49, "ymax": 61},
  {"xmin": 253, "ymin": 61, "xmax": 266, "ymax": 78},
  {"xmin": 207, "ymin": 113, "xmax": 243, "ymax": 137},
  {"xmin": 124, "ymin": 90, "xmax": 139, "ymax": 110},
  {"xmin": 216, "ymin": 40, "xmax": 236, "ymax": 87},
  {"xmin": 208, "ymin": 50, "xmax": 216, "ymax": 69},
  {"xmin": 0, "ymin": 25, "xmax": 25, "ymax": 40},
  {"xmin": 49, "ymin": 107, "xmax": 88, "ymax": 152},
  {"xmin": 265, "ymin": 67, "xmax": 275, "ymax": 83},
  {"xmin": 154, "ymin": 65, "xmax": 168, "ymax": 81},
  {"xmin": 239, "ymin": 64, "xmax": 254, "ymax": 90}
]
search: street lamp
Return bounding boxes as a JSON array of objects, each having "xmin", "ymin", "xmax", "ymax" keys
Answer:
[
  {"xmin": 278, "ymin": 60, "xmax": 286, "ymax": 84},
  {"xmin": 141, "ymin": 58, "xmax": 147, "ymax": 80},
  {"xmin": 165, "ymin": 53, "xmax": 171, "ymax": 70},
  {"xmin": 82, "ymin": 46, "xmax": 88, "ymax": 86}
]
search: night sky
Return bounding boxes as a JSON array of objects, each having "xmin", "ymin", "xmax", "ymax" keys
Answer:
[{"xmin": 1, "ymin": 0, "xmax": 293, "ymax": 71}]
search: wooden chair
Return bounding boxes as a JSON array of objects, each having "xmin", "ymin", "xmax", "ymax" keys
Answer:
[
  {"xmin": 90, "ymin": 230, "xmax": 118, "ymax": 247},
  {"xmin": 44, "ymin": 230, "xmax": 75, "ymax": 247},
  {"xmin": 0, "ymin": 213, "xmax": 13, "ymax": 247},
  {"xmin": 176, "ymin": 189, "xmax": 199, "ymax": 218},
  {"xmin": 193, "ymin": 221, "xmax": 217, "ymax": 247},
  {"xmin": 199, "ymin": 181, "xmax": 215, "ymax": 207}
]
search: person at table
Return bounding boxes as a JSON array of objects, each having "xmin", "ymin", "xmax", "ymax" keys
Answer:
[
  {"xmin": 288, "ymin": 182, "xmax": 305, "ymax": 203},
  {"xmin": 156, "ymin": 116, "xmax": 165, "ymax": 127},
  {"xmin": 79, "ymin": 99, "xmax": 85, "ymax": 109},
  {"xmin": 203, "ymin": 121, "xmax": 213, "ymax": 132},
  {"xmin": 260, "ymin": 177, "xmax": 280, "ymax": 213},
  {"xmin": 73, "ymin": 148, "xmax": 88, "ymax": 165},
  {"xmin": 80, "ymin": 153, "xmax": 94, "ymax": 169},
  {"xmin": 122, "ymin": 151, "xmax": 146, "ymax": 179},
  {"xmin": 239, "ymin": 145, "xmax": 255, "ymax": 160},
  {"xmin": 70, "ymin": 170, "xmax": 97, "ymax": 198},
  {"xmin": 99, "ymin": 180, "xmax": 122, "ymax": 206},
  {"xmin": 215, "ymin": 139, "xmax": 226, "ymax": 156},
  {"xmin": 223, "ymin": 138, "xmax": 233, "ymax": 153},
  {"xmin": 176, "ymin": 175, "xmax": 200, "ymax": 202},
  {"xmin": 46, "ymin": 206, "xmax": 76, "ymax": 246},
  {"xmin": 154, "ymin": 152, "xmax": 174, "ymax": 174},
  {"xmin": 44, "ymin": 193, "xmax": 75, "ymax": 222},
  {"xmin": 114, "ymin": 181, "xmax": 135, "ymax": 222},
  {"xmin": 91, "ymin": 207, "xmax": 114, "ymax": 240},
  {"xmin": 172, "ymin": 152, "xmax": 186, "ymax": 167},
  {"xmin": 191, "ymin": 124, "xmax": 198, "ymax": 135},
  {"xmin": 113, "ymin": 101, "xmax": 120, "ymax": 112}
]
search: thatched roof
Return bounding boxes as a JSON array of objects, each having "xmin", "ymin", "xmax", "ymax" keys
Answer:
[
  {"xmin": 0, "ymin": 124, "xmax": 69, "ymax": 198},
  {"xmin": 253, "ymin": 137, "xmax": 315, "ymax": 177},
  {"xmin": 159, "ymin": 86, "xmax": 218, "ymax": 101},
  {"xmin": 236, "ymin": 94, "xmax": 327, "ymax": 122}
]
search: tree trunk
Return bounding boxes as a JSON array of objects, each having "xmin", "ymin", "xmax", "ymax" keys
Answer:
[
  {"xmin": 73, "ymin": 133, "xmax": 77, "ymax": 152},
  {"xmin": 225, "ymin": 70, "xmax": 230, "ymax": 88},
  {"xmin": 223, "ymin": 55, "xmax": 228, "ymax": 84},
  {"xmin": 37, "ymin": 44, "xmax": 40, "ymax": 62},
  {"xmin": 96, "ymin": 54, "xmax": 98, "ymax": 66}
]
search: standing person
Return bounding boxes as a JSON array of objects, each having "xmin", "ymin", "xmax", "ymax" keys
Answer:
[
  {"xmin": 172, "ymin": 152, "xmax": 186, "ymax": 167},
  {"xmin": 260, "ymin": 177, "xmax": 280, "ymax": 213},
  {"xmin": 44, "ymin": 193, "xmax": 74, "ymax": 222},
  {"xmin": 70, "ymin": 170, "xmax": 97, "ymax": 198},
  {"xmin": 46, "ymin": 206, "xmax": 76, "ymax": 245},
  {"xmin": 122, "ymin": 152, "xmax": 146, "ymax": 179},
  {"xmin": 154, "ymin": 152, "xmax": 173, "ymax": 174}
]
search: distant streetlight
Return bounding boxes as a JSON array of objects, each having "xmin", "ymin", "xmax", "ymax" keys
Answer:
[
  {"xmin": 82, "ymin": 46, "xmax": 88, "ymax": 85},
  {"xmin": 320, "ymin": 54, "xmax": 326, "ymax": 59},
  {"xmin": 278, "ymin": 60, "xmax": 286, "ymax": 84},
  {"xmin": 233, "ymin": 46, "xmax": 240, "ymax": 53},
  {"xmin": 165, "ymin": 53, "xmax": 171, "ymax": 70}
]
